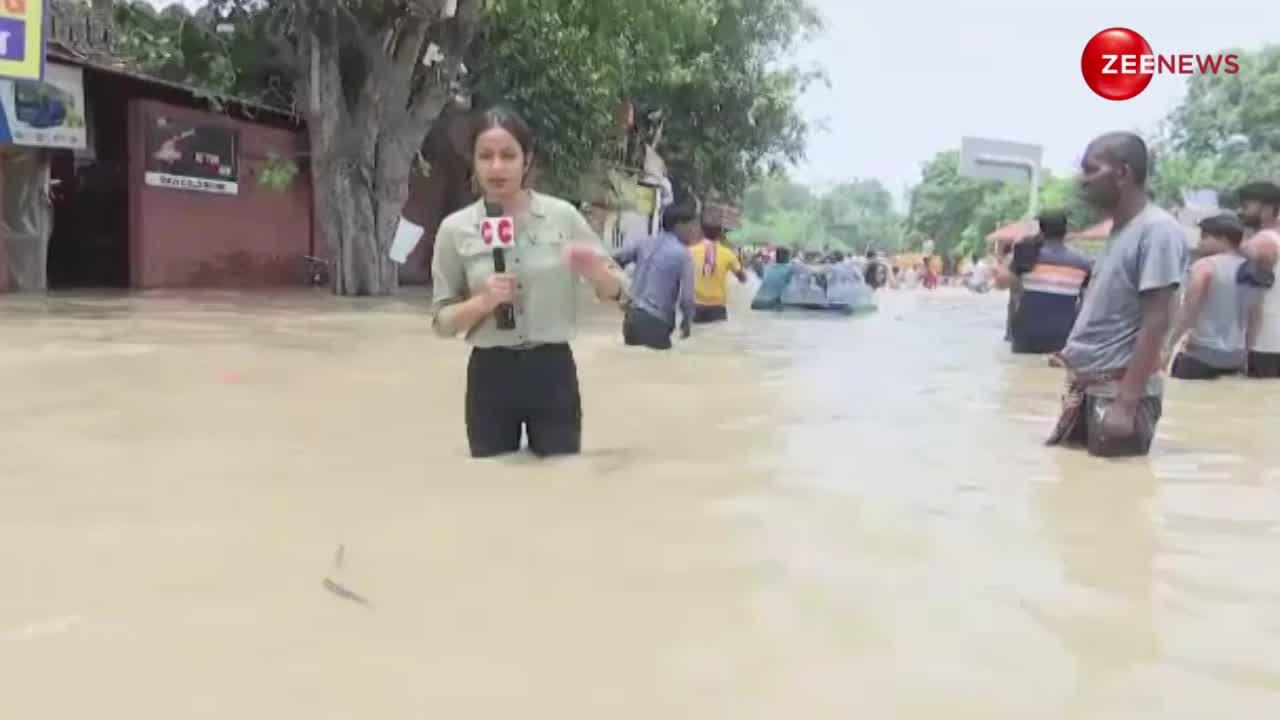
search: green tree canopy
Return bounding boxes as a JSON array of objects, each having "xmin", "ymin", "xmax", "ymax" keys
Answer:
[
  {"xmin": 1151, "ymin": 44, "xmax": 1280, "ymax": 206},
  {"xmin": 904, "ymin": 151, "xmax": 1099, "ymax": 258},
  {"xmin": 737, "ymin": 174, "xmax": 904, "ymax": 253},
  {"xmin": 904, "ymin": 151, "xmax": 992, "ymax": 256},
  {"xmin": 119, "ymin": 0, "xmax": 821, "ymax": 204},
  {"xmin": 471, "ymin": 0, "xmax": 822, "ymax": 198}
]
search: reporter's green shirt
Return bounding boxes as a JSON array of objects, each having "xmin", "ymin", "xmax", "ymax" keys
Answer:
[{"xmin": 431, "ymin": 192, "xmax": 613, "ymax": 347}]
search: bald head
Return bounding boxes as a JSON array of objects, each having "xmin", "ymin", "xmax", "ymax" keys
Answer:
[{"xmin": 1086, "ymin": 132, "xmax": 1150, "ymax": 185}]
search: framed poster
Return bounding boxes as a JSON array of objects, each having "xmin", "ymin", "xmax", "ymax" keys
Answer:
[
  {"xmin": 144, "ymin": 114, "xmax": 239, "ymax": 195},
  {"xmin": 0, "ymin": 62, "xmax": 86, "ymax": 149}
]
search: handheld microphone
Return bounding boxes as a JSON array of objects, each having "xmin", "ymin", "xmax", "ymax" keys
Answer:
[{"xmin": 483, "ymin": 201, "xmax": 517, "ymax": 330}]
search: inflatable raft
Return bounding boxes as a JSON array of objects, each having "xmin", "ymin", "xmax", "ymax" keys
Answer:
[{"xmin": 751, "ymin": 263, "xmax": 877, "ymax": 315}]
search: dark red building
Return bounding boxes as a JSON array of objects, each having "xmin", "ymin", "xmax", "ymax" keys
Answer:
[{"xmin": 27, "ymin": 50, "xmax": 313, "ymax": 291}]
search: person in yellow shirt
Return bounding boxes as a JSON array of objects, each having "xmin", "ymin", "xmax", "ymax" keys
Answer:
[{"xmin": 690, "ymin": 223, "xmax": 748, "ymax": 322}]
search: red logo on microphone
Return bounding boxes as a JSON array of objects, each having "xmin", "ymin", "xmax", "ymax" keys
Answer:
[
  {"xmin": 480, "ymin": 217, "xmax": 516, "ymax": 248},
  {"xmin": 1081, "ymin": 28, "xmax": 1240, "ymax": 101}
]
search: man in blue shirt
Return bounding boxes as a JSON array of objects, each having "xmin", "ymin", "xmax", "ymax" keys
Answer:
[{"xmin": 612, "ymin": 202, "xmax": 699, "ymax": 350}]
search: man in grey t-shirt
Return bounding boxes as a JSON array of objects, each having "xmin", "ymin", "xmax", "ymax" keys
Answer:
[{"xmin": 1047, "ymin": 132, "xmax": 1189, "ymax": 457}]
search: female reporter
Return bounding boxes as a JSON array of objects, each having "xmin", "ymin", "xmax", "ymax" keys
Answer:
[{"xmin": 431, "ymin": 106, "xmax": 626, "ymax": 458}]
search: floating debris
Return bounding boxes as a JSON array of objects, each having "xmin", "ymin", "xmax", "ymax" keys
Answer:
[{"xmin": 322, "ymin": 578, "xmax": 372, "ymax": 608}]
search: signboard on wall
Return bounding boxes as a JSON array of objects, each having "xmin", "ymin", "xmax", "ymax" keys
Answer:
[
  {"xmin": 0, "ymin": 61, "xmax": 86, "ymax": 148},
  {"xmin": 144, "ymin": 114, "xmax": 239, "ymax": 195},
  {"xmin": 0, "ymin": 0, "xmax": 45, "ymax": 82}
]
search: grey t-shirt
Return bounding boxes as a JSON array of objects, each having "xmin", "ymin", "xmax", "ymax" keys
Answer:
[{"xmin": 1060, "ymin": 204, "xmax": 1189, "ymax": 397}]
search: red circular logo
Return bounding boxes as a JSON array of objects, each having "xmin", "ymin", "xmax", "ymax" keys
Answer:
[{"xmin": 1081, "ymin": 28, "xmax": 1154, "ymax": 101}]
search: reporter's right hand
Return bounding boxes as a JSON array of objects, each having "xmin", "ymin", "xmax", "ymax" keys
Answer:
[{"xmin": 482, "ymin": 273, "xmax": 517, "ymax": 310}]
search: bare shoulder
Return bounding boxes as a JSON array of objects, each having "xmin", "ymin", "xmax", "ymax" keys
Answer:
[
  {"xmin": 1245, "ymin": 229, "xmax": 1280, "ymax": 265},
  {"xmin": 1190, "ymin": 256, "xmax": 1216, "ymax": 276}
]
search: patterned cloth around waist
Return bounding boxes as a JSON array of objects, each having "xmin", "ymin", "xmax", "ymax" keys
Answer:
[{"xmin": 1045, "ymin": 356, "xmax": 1127, "ymax": 446}]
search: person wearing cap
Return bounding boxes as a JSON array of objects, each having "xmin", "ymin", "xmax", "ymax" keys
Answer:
[
  {"xmin": 998, "ymin": 210, "xmax": 1094, "ymax": 354},
  {"xmin": 1165, "ymin": 212, "xmax": 1266, "ymax": 379},
  {"xmin": 1238, "ymin": 181, "xmax": 1280, "ymax": 378}
]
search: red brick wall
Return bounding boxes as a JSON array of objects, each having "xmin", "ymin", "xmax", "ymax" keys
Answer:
[{"xmin": 128, "ymin": 99, "xmax": 313, "ymax": 288}]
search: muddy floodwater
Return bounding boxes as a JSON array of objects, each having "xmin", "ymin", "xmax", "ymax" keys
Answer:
[{"xmin": 3, "ymin": 285, "xmax": 1280, "ymax": 718}]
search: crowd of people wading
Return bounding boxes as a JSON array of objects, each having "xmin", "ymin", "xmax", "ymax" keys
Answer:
[{"xmin": 430, "ymin": 110, "xmax": 1280, "ymax": 463}]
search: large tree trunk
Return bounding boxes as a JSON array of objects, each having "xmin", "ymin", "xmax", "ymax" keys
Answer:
[
  {"xmin": 311, "ymin": 156, "xmax": 400, "ymax": 296},
  {"xmin": 1, "ymin": 150, "xmax": 53, "ymax": 292},
  {"xmin": 296, "ymin": 0, "xmax": 476, "ymax": 296}
]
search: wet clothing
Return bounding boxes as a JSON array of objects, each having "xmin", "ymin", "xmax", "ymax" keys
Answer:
[
  {"xmin": 1047, "ymin": 364, "xmax": 1162, "ymax": 457},
  {"xmin": 1181, "ymin": 254, "xmax": 1250, "ymax": 371},
  {"xmin": 751, "ymin": 263, "xmax": 794, "ymax": 310},
  {"xmin": 1249, "ymin": 351, "xmax": 1280, "ymax": 378},
  {"xmin": 1059, "ymin": 204, "xmax": 1189, "ymax": 399},
  {"xmin": 623, "ymin": 306, "xmax": 675, "ymax": 350},
  {"xmin": 466, "ymin": 344, "xmax": 581, "ymax": 457},
  {"xmin": 432, "ymin": 192, "xmax": 616, "ymax": 458},
  {"xmin": 612, "ymin": 231, "xmax": 694, "ymax": 336},
  {"xmin": 690, "ymin": 240, "xmax": 742, "ymax": 308},
  {"xmin": 432, "ymin": 192, "xmax": 612, "ymax": 347},
  {"xmin": 1010, "ymin": 241, "xmax": 1093, "ymax": 354},
  {"xmin": 824, "ymin": 263, "xmax": 875, "ymax": 311},
  {"xmin": 1171, "ymin": 352, "xmax": 1238, "ymax": 380},
  {"xmin": 693, "ymin": 304, "xmax": 728, "ymax": 323}
]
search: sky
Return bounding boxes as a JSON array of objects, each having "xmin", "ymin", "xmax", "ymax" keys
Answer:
[{"xmin": 792, "ymin": 0, "xmax": 1278, "ymax": 204}]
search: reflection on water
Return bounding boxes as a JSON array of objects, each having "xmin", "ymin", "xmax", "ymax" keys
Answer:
[{"xmin": 3, "ymin": 287, "xmax": 1280, "ymax": 718}]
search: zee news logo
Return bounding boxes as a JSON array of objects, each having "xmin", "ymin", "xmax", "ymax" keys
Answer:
[{"xmin": 1081, "ymin": 28, "xmax": 1240, "ymax": 101}]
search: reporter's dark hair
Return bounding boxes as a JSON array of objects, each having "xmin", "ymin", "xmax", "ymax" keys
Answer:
[
  {"xmin": 661, "ymin": 202, "xmax": 698, "ymax": 232},
  {"xmin": 471, "ymin": 105, "xmax": 534, "ymax": 156}
]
